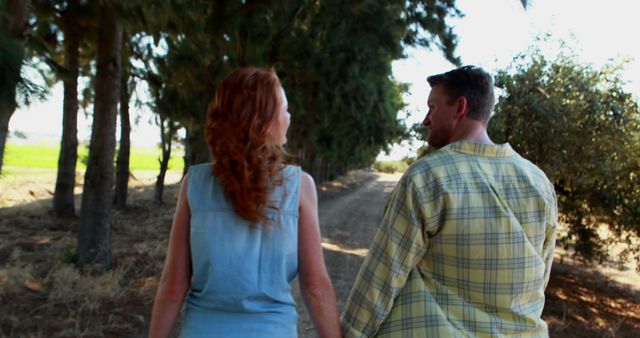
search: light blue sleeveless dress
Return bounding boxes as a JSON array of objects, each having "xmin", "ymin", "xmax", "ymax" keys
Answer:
[{"xmin": 181, "ymin": 163, "xmax": 301, "ymax": 338}]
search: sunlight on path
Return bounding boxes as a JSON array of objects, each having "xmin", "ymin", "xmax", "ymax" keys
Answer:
[
  {"xmin": 554, "ymin": 247, "xmax": 640, "ymax": 294},
  {"xmin": 321, "ymin": 241, "xmax": 368, "ymax": 257}
]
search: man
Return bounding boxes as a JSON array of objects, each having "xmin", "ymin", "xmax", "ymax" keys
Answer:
[{"xmin": 341, "ymin": 66, "xmax": 558, "ymax": 337}]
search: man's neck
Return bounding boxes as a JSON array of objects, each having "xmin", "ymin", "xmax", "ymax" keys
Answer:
[{"xmin": 449, "ymin": 118, "xmax": 494, "ymax": 145}]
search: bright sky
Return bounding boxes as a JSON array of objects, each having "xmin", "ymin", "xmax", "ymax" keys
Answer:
[
  {"xmin": 383, "ymin": 0, "xmax": 640, "ymax": 160},
  {"xmin": 10, "ymin": 0, "xmax": 640, "ymax": 158}
]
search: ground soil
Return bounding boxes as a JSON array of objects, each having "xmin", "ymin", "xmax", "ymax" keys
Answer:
[{"xmin": 0, "ymin": 168, "xmax": 638, "ymax": 337}]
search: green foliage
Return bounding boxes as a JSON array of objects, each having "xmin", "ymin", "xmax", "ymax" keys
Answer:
[
  {"xmin": 373, "ymin": 160, "xmax": 409, "ymax": 173},
  {"xmin": 0, "ymin": 25, "xmax": 23, "ymax": 109},
  {"xmin": 401, "ymin": 155, "xmax": 417, "ymax": 167},
  {"xmin": 63, "ymin": 245, "xmax": 77, "ymax": 264},
  {"xmin": 18, "ymin": 0, "xmax": 465, "ymax": 181},
  {"xmin": 1, "ymin": 0, "xmax": 49, "ymax": 110},
  {"xmin": 416, "ymin": 144, "xmax": 439, "ymax": 158},
  {"xmin": 270, "ymin": 0, "xmax": 460, "ymax": 180},
  {"xmin": 132, "ymin": 0, "xmax": 462, "ymax": 180},
  {"xmin": 489, "ymin": 48, "xmax": 640, "ymax": 263},
  {"xmin": 276, "ymin": 0, "xmax": 405, "ymax": 178}
]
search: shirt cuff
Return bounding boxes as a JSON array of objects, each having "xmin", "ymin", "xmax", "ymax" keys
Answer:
[{"xmin": 342, "ymin": 322, "xmax": 368, "ymax": 338}]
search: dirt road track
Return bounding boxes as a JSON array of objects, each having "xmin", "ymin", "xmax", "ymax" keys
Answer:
[{"xmin": 294, "ymin": 171, "xmax": 402, "ymax": 337}]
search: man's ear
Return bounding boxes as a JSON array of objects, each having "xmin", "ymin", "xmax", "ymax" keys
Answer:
[{"xmin": 455, "ymin": 96, "xmax": 468, "ymax": 120}]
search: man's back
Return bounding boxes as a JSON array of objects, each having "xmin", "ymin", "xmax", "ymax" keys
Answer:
[{"xmin": 342, "ymin": 141, "xmax": 557, "ymax": 337}]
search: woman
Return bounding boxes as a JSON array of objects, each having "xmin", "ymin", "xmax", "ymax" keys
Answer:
[{"xmin": 149, "ymin": 67, "xmax": 341, "ymax": 337}]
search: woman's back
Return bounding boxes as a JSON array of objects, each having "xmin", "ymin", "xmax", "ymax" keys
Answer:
[
  {"xmin": 149, "ymin": 67, "xmax": 340, "ymax": 338},
  {"xmin": 181, "ymin": 163, "xmax": 301, "ymax": 337}
]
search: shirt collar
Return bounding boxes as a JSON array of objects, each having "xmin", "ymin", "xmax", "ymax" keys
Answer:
[{"xmin": 444, "ymin": 140, "xmax": 515, "ymax": 158}]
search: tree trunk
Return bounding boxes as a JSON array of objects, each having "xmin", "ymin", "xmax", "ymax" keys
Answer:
[
  {"xmin": 185, "ymin": 116, "xmax": 210, "ymax": 168},
  {"xmin": 53, "ymin": 3, "xmax": 80, "ymax": 216},
  {"xmin": 114, "ymin": 47, "xmax": 131, "ymax": 208},
  {"xmin": 155, "ymin": 115, "xmax": 173, "ymax": 204},
  {"xmin": 182, "ymin": 129, "xmax": 190, "ymax": 178},
  {"xmin": 0, "ymin": 0, "xmax": 31, "ymax": 175},
  {"xmin": 76, "ymin": 6, "xmax": 122, "ymax": 271},
  {"xmin": 0, "ymin": 108, "xmax": 10, "ymax": 174}
]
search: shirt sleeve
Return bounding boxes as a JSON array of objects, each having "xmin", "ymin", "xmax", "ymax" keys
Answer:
[
  {"xmin": 542, "ymin": 182, "xmax": 558, "ymax": 289},
  {"xmin": 341, "ymin": 172, "xmax": 429, "ymax": 337}
]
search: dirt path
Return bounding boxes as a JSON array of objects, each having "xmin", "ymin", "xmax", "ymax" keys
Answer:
[{"xmin": 295, "ymin": 171, "xmax": 401, "ymax": 337}]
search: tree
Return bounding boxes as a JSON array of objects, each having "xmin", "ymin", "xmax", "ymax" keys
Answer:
[
  {"xmin": 52, "ymin": 0, "xmax": 81, "ymax": 216},
  {"xmin": 489, "ymin": 48, "xmax": 640, "ymax": 263},
  {"xmin": 0, "ymin": 0, "xmax": 31, "ymax": 174},
  {"xmin": 76, "ymin": 4, "xmax": 122, "ymax": 270},
  {"xmin": 28, "ymin": 0, "xmax": 101, "ymax": 216},
  {"xmin": 154, "ymin": 112, "xmax": 177, "ymax": 204},
  {"xmin": 147, "ymin": 0, "xmax": 462, "ymax": 180},
  {"xmin": 114, "ymin": 31, "xmax": 132, "ymax": 208},
  {"xmin": 113, "ymin": 2, "xmax": 179, "ymax": 208},
  {"xmin": 269, "ymin": 0, "xmax": 461, "ymax": 180},
  {"xmin": 151, "ymin": 69, "xmax": 180, "ymax": 204},
  {"xmin": 43, "ymin": 0, "xmax": 92, "ymax": 216}
]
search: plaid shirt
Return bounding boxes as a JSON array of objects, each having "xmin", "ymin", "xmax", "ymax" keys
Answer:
[{"xmin": 341, "ymin": 141, "xmax": 558, "ymax": 338}]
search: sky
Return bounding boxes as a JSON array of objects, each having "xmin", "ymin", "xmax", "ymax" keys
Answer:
[
  {"xmin": 9, "ymin": 0, "xmax": 640, "ymax": 158},
  {"xmin": 382, "ymin": 0, "xmax": 640, "ymax": 160}
]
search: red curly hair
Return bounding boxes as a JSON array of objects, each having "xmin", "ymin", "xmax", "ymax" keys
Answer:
[{"xmin": 205, "ymin": 67, "xmax": 286, "ymax": 226}]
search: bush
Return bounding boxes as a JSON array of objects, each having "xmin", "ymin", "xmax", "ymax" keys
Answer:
[
  {"xmin": 373, "ymin": 160, "xmax": 408, "ymax": 173},
  {"xmin": 490, "ymin": 47, "xmax": 640, "ymax": 264}
]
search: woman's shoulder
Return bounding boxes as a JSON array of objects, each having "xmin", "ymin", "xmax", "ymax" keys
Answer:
[
  {"xmin": 297, "ymin": 170, "xmax": 317, "ymax": 201},
  {"xmin": 282, "ymin": 164, "xmax": 304, "ymax": 184},
  {"xmin": 284, "ymin": 165, "xmax": 313, "ymax": 186},
  {"xmin": 188, "ymin": 162, "xmax": 213, "ymax": 174},
  {"xmin": 186, "ymin": 162, "xmax": 214, "ymax": 182},
  {"xmin": 283, "ymin": 164, "xmax": 301, "ymax": 173}
]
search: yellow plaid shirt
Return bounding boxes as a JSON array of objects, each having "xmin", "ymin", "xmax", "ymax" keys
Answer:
[{"xmin": 341, "ymin": 141, "xmax": 558, "ymax": 338}]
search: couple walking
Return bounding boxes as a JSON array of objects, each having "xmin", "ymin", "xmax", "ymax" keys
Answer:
[{"xmin": 149, "ymin": 65, "xmax": 558, "ymax": 338}]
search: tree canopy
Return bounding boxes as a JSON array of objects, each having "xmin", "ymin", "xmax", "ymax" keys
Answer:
[
  {"xmin": 135, "ymin": 0, "xmax": 462, "ymax": 180},
  {"xmin": 489, "ymin": 48, "xmax": 640, "ymax": 263}
]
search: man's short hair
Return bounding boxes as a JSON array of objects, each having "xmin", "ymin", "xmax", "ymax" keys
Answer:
[{"xmin": 427, "ymin": 65, "xmax": 495, "ymax": 121}]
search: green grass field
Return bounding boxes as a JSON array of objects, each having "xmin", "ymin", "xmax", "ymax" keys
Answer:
[{"xmin": 4, "ymin": 143, "xmax": 184, "ymax": 172}]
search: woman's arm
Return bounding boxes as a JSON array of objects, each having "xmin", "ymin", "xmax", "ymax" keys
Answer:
[
  {"xmin": 149, "ymin": 176, "xmax": 192, "ymax": 338},
  {"xmin": 298, "ymin": 171, "xmax": 342, "ymax": 338}
]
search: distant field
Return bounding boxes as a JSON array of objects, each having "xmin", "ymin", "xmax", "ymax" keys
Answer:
[
  {"xmin": 373, "ymin": 160, "xmax": 410, "ymax": 173},
  {"xmin": 3, "ymin": 143, "xmax": 184, "ymax": 172}
]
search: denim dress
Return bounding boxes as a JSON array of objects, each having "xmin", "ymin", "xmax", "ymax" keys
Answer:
[{"xmin": 181, "ymin": 163, "xmax": 300, "ymax": 337}]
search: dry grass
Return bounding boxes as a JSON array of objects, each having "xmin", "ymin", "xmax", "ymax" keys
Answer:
[{"xmin": 0, "ymin": 170, "xmax": 181, "ymax": 337}]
